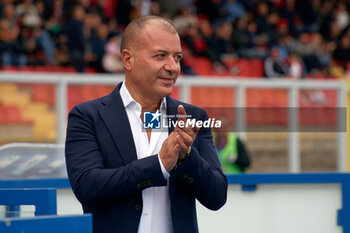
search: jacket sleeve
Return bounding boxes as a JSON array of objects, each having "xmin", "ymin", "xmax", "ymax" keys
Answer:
[
  {"xmin": 65, "ymin": 105, "xmax": 167, "ymax": 207},
  {"xmin": 170, "ymin": 109, "xmax": 228, "ymax": 210}
]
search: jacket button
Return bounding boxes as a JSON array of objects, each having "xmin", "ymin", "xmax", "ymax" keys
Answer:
[
  {"xmin": 184, "ymin": 174, "xmax": 189, "ymax": 179},
  {"xmin": 135, "ymin": 204, "xmax": 142, "ymax": 210}
]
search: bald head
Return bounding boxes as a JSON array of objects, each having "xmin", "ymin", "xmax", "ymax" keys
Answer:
[{"xmin": 120, "ymin": 16, "xmax": 178, "ymax": 53}]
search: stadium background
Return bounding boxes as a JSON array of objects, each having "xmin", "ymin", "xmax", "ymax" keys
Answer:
[
  {"xmin": 1, "ymin": 0, "xmax": 349, "ymax": 172},
  {"xmin": 0, "ymin": 0, "xmax": 350, "ymax": 232}
]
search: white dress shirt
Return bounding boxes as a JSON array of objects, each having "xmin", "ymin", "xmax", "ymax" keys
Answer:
[{"xmin": 120, "ymin": 82, "xmax": 173, "ymax": 233}]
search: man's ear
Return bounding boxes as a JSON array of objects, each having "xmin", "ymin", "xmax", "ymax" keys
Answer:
[{"xmin": 121, "ymin": 49, "xmax": 134, "ymax": 71}]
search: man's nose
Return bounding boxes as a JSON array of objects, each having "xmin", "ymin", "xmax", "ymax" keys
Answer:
[{"xmin": 164, "ymin": 57, "xmax": 179, "ymax": 74}]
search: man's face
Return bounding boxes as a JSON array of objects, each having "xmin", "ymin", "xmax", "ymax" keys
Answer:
[{"xmin": 127, "ymin": 23, "xmax": 182, "ymax": 103}]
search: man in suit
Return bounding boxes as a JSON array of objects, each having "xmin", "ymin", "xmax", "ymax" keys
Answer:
[{"xmin": 65, "ymin": 16, "xmax": 227, "ymax": 233}]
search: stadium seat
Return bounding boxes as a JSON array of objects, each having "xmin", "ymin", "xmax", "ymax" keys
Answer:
[
  {"xmin": 190, "ymin": 87, "xmax": 234, "ymax": 107},
  {"xmin": 4, "ymin": 106, "xmax": 22, "ymax": 123},
  {"xmin": 32, "ymin": 84, "xmax": 55, "ymax": 106},
  {"xmin": 68, "ymin": 86, "xmax": 82, "ymax": 111},
  {"xmin": 184, "ymin": 57, "xmax": 215, "ymax": 76},
  {"xmin": 1, "ymin": 66, "xmax": 18, "ymax": 72},
  {"xmin": 170, "ymin": 86, "xmax": 179, "ymax": 99},
  {"xmin": 225, "ymin": 58, "xmax": 264, "ymax": 77},
  {"xmin": 0, "ymin": 104, "xmax": 5, "ymax": 123}
]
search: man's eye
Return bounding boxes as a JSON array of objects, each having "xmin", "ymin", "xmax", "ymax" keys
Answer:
[
  {"xmin": 175, "ymin": 55, "xmax": 183, "ymax": 61},
  {"xmin": 156, "ymin": 54, "xmax": 165, "ymax": 58}
]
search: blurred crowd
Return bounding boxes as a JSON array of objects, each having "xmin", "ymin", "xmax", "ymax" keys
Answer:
[{"xmin": 0, "ymin": 0, "xmax": 349, "ymax": 78}]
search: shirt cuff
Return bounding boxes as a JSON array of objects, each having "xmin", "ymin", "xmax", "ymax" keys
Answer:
[{"xmin": 157, "ymin": 154, "xmax": 170, "ymax": 179}]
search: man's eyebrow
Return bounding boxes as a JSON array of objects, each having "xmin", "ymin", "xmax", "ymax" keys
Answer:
[
  {"xmin": 155, "ymin": 49, "xmax": 168, "ymax": 54},
  {"xmin": 154, "ymin": 50, "xmax": 183, "ymax": 55}
]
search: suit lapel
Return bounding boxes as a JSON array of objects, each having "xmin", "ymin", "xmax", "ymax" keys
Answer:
[
  {"xmin": 99, "ymin": 83, "xmax": 137, "ymax": 165},
  {"xmin": 166, "ymin": 96, "xmax": 180, "ymax": 215},
  {"xmin": 166, "ymin": 96, "xmax": 179, "ymax": 135}
]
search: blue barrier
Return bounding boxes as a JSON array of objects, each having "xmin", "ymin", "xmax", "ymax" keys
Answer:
[
  {"xmin": 0, "ymin": 189, "xmax": 57, "ymax": 216},
  {"xmin": 5, "ymin": 206, "xmax": 20, "ymax": 218},
  {"xmin": 0, "ymin": 173, "xmax": 349, "ymax": 232},
  {"xmin": 0, "ymin": 178, "xmax": 70, "ymax": 189},
  {"xmin": 227, "ymin": 173, "xmax": 350, "ymax": 233},
  {"xmin": 0, "ymin": 214, "xmax": 92, "ymax": 233}
]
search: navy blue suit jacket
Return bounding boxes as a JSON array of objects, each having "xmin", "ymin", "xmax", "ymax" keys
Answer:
[{"xmin": 65, "ymin": 83, "xmax": 227, "ymax": 233}]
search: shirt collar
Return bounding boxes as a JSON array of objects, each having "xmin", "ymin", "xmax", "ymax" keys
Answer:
[
  {"xmin": 120, "ymin": 81, "xmax": 167, "ymax": 111},
  {"xmin": 120, "ymin": 81, "xmax": 136, "ymax": 108}
]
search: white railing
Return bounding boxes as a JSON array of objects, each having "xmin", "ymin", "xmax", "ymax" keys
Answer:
[{"xmin": 0, "ymin": 73, "xmax": 347, "ymax": 172}]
